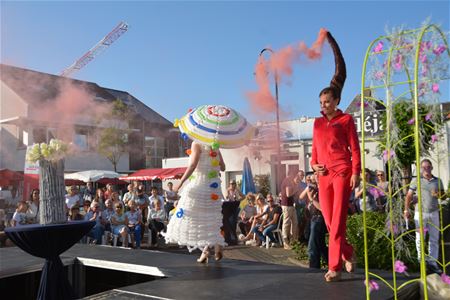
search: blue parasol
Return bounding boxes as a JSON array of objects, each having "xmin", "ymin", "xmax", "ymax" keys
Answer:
[{"xmin": 241, "ymin": 157, "xmax": 256, "ymax": 195}]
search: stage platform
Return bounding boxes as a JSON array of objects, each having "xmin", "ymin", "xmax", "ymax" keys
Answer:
[{"xmin": 0, "ymin": 244, "xmax": 418, "ymax": 300}]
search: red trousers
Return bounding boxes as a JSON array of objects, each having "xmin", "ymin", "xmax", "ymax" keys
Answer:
[{"xmin": 318, "ymin": 166, "xmax": 354, "ymax": 272}]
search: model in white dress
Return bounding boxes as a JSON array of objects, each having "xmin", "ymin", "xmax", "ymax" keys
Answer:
[{"xmin": 165, "ymin": 141, "xmax": 226, "ymax": 262}]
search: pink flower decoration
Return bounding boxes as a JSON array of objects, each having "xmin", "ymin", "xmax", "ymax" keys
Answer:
[
  {"xmin": 374, "ymin": 71, "xmax": 384, "ymax": 80},
  {"xmin": 441, "ymin": 274, "xmax": 450, "ymax": 285},
  {"xmin": 432, "ymin": 83, "xmax": 439, "ymax": 93},
  {"xmin": 365, "ymin": 279, "xmax": 380, "ymax": 292},
  {"xmin": 425, "ymin": 113, "xmax": 432, "ymax": 121},
  {"xmin": 394, "ymin": 260, "xmax": 408, "ymax": 273},
  {"xmin": 419, "ymin": 54, "xmax": 427, "ymax": 63},
  {"xmin": 369, "ymin": 187, "xmax": 379, "ymax": 198},
  {"xmin": 431, "ymin": 134, "xmax": 438, "ymax": 144},
  {"xmin": 433, "ymin": 45, "xmax": 447, "ymax": 55},
  {"xmin": 421, "ymin": 65, "xmax": 428, "ymax": 76},
  {"xmin": 416, "ymin": 227, "xmax": 428, "ymax": 234},
  {"xmin": 382, "ymin": 149, "xmax": 396, "ymax": 162},
  {"xmin": 385, "ymin": 220, "xmax": 399, "ymax": 235},
  {"xmin": 373, "ymin": 41, "xmax": 384, "ymax": 53},
  {"xmin": 407, "ymin": 118, "xmax": 415, "ymax": 125}
]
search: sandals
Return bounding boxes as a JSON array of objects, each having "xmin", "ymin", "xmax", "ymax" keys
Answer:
[
  {"xmin": 324, "ymin": 270, "xmax": 342, "ymax": 282},
  {"xmin": 197, "ymin": 250, "xmax": 209, "ymax": 263},
  {"xmin": 344, "ymin": 253, "xmax": 357, "ymax": 273}
]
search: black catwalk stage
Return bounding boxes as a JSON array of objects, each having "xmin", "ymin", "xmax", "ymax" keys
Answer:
[{"xmin": 0, "ymin": 244, "xmax": 418, "ymax": 300}]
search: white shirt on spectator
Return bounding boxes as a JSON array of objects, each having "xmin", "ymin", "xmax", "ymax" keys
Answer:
[
  {"xmin": 149, "ymin": 195, "xmax": 164, "ymax": 209},
  {"xmin": 12, "ymin": 212, "xmax": 27, "ymax": 226},
  {"xmin": 65, "ymin": 194, "xmax": 81, "ymax": 209},
  {"xmin": 125, "ymin": 210, "xmax": 141, "ymax": 225}
]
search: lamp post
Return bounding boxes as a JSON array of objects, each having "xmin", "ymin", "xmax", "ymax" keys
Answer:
[{"xmin": 259, "ymin": 48, "xmax": 281, "ymax": 193}]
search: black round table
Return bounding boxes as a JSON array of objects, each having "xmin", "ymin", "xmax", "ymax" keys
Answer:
[{"xmin": 5, "ymin": 221, "xmax": 95, "ymax": 300}]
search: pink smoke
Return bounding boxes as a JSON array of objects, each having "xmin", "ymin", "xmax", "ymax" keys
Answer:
[{"xmin": 246, "ymin": 28, "xmax": 328, "ymax": 116}]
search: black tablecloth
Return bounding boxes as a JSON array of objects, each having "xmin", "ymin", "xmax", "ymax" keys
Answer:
[{"xmin": 5, "ymin": 221, "xmax": 95, "ymax": 300}]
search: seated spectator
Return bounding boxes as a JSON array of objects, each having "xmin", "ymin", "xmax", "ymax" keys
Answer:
[
  {"xmin": 250, "ymin": 194, "xmax": 282, "ymax": 247},
  {"xmin": 65, "ymin": 185, "xmax": 82, "ymax": 210},
  {"xmin": 82, "ymin": 200, "xmax": 91, "ymax": 216},
  {"xmin": 103, "ymin": 199, "xmax": 114, "ymax": 232},
  {"xmin": 375, "ymin": 170, "xmax": 389, "ymax": 211},
  {"xmin": 136, "ymin": 186, "xmax": 149, "ymax": 222},
  {"xmin": 111, "ymin": 202, "xmax": 129, "ymax": 247},
  {"xmin": 239, "ymin": 193, "xmax": 268, "ymax": 243},
  {"xmin": 147, "ymin": 198, "xmax": 166, "ymax": 247},
  {"xmin": 84, "ymin": 202, "xmax": 105, "ymax": 244},
  {"xmin": 25, "ymin": 188, "xmax": 40, "ymax": 224},
  {"xmin": 238, "ymin": 193, "xmax": 256, "ymax": 237},
  {"xmin": 12, "ymin": 202, "xmax": 28, "ymax": 227},
  {"xmin": 68, "ymin": 205, "xmax": 84, "ymax": 221},
  {"xmin": 149, "ymin": 186, "xmax": 164, "ymax": 209},
  {"xmin": 123, "ymin": 184, "xmax": 137, "ymax": 211},
  {"xmin": 93, "ymin": 188, "xmax": 106, "ymax": 209},
  {"xmin": 125, "ymin": 200, "xmax": 142, "ymax": 249}
]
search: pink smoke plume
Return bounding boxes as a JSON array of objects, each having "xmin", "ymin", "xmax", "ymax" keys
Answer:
[{"xmin": 246, "ymin": 28, "xmax": 328, "ymax": 116}]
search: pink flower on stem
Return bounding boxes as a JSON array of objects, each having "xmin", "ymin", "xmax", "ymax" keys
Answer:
[
  {"xmin": 420, "ymin": 54, "xmax": 427, "ymax": 63},
  {"xmin": 385, "ymin": 220, "xmax": 399, "ymax": 235},
  {"xmin": 432, "ymin": 83, "xmax": 439, "ymax": 93},
  {"xmin": 374, "ymin": 71, "xmax": 384, "ymax": 80},
  {"xmin": 382, "ymin": 149, "xmax": 396, "ymax": 162},
  {"xmin": 373, "ymin": 41, "xmax": 384, "ymax": 53},
  {"xmin": 421, "ymin": 65, "xmax": 428, "ymax": 76},
  {"xmin": 407, "ymin": 118, "xmax": 415, "ymax": 125},
  {"xmin": 425, "ymin": 113, "xmax": 432, "ymax": 121},
  {"xmin": 433, "ymin": 45, "xmax": 447, "ymax": 55},
  {"xmin": 416, "ymin": 227, "xmax": 428, "ymax": 234},
  {"xmin": 364, "ymin": 279, "xmax": 380, "ymax": 292},
  {"xmin": 394, "ymin": 260, "xmax": 408, "ymax": 274},
  {"xmin": 441, "ymin": 274, "xmax": 450, "ymax": 285},
  {"xmin": 431, "ymin": 134, "xmax": 438, "ymax": 144}
]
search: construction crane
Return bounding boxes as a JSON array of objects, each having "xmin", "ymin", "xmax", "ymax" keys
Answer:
[{"xmin": 60, "ymin": 21, "xmax": 129, "ymax": 77}]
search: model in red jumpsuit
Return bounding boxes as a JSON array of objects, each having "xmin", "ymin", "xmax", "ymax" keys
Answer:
[{"xmin": 310, "ymin": 31, "xmax": 361, "ymax": 282}]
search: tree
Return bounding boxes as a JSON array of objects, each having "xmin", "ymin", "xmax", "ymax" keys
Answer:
[{"xmin": 97, "ymin": 99, "xmax": 132, "ymax": 172}]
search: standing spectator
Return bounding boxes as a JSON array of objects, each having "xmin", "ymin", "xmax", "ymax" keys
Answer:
[
  {"xmin": 223, "ymin": 180, "xmax": 244, "ymax": 246},
  {"xmin": 251, "ymin": 195, "xmax": 282, "ymax": 247},
  {"xmin": 280, "ymin": 169, "xmax": 299, "ymax": 249},
  {"xmin": 12, "ymin": 202, "xmax": 28, "ymax": 227},
  {"xmin": 147, "ymin": 198, "xmax": 166, "ymax": 247},
  {"xmin": 149, "ymin": 186, "xmax": 164, "ymax": 208},
  {"xmin": 84, "ymin": 202, "xmax": 105, "ymax": 244},
  {"xmin": 355, "ymin": 169, "xmax": 377, "ymax": 213},
  {"xmin": 375, "ymin": 170, "xmax": 389, "ymax": 211},
  {"xmin": 125, "ymin": 200, "xmax": 142, "ymax": 249},
  {"xmin": 164, "ymin": 182, "xmax": 178, "ymax": 218},
  {"xmin": 26, "ymin": 188, "xmax": 40, "ymax": 224},
  {"xmin": 104, "ymin": 184, "xmax": 114, "ymax": 200},
  {"xmin": 83, "ymin": 182, "xmax": 96, "ymax": 202},
  {"xmin": 103, "ymin": 199, "xmax": 115, "ymax": 232},
  {"xmin": 304, "ymin": 174, "xmax": 328, "ymax": 269},
  {"xmin": 404, "ymin": 159, "xmax": 445, "ymax": 275},
  {"xmin": 65, "ymin": 185, "xmax": 82, "ymax": 210},
  {"xmin": 93, "ymin": 188, "xmax": 105, "ymax": 209},
  {"xmin": 310, "ymin": 31, "xmax": 360, "ymax": 282}
]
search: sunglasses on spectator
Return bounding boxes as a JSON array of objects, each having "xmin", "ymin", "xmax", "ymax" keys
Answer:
[{"xmin": 115, "ymin": 206, "xmax": 122, "ymax": 208}]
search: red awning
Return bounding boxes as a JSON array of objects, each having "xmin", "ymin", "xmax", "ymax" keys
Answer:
[
  {"xmin": 119, "ymin": 167, "xmax": 187, "ymax": 181},
  {"xmin": 0, "ymin": 169, "xmax": 24, "ymax": 186}
]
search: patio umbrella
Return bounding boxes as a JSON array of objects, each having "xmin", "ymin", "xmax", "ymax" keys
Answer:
[
  {"xmin": 175, "ymin": 105, "xmax": 254, "ymax": 149},
  {"xmin": 64, "ymin": 170, "xmax": 121, "ymax": 183},
  {"xmin": 240, "ymin": 157, "xmax": 256, "ymax": 209}
]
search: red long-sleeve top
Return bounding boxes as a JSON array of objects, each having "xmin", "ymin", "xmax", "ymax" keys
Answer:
[{"xmin": 311, "ymin": 109, "xmax": 361, "ymax": 175}]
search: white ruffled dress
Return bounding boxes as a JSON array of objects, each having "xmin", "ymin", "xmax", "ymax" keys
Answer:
[{"xmin": 164, "ymin": 145, "xmax": 225, "ymax": 251}]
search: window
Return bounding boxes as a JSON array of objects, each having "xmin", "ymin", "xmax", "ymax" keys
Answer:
[
  {"xmin": 144, "ymin": 136, "xmax": 167, "ymax": 168},
  {"xmin": 73, "ymin": 128, "xmax": 89, "ymax": 150},
  {"xmin": 32, "ymin": 128, "xmax": 46, "ymax": 143}
]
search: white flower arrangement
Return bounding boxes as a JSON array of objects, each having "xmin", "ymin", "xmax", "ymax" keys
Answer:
[{"xmin": 26, "ymin": 139, "xmax": 69, "ymax": 163}]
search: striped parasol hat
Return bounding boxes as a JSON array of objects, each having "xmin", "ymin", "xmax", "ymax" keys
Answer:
[{"xmin": 174, "ymin": 105, "xmax": 254, "ymax": 149}]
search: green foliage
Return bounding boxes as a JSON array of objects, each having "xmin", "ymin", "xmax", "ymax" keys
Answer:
[
  {"xmin": 254, "ymin": 174, "xmax": 270, "ymax": 196},
  {"xmin": 346, "ymin": 212, "xmax": 419, "ymax": 271},
  {"xmin": 291, "ymin": 241, "xmax": 309, "ymax": 261},
  {"xmin": 377, "ymin": 100, "xmax": 439, "ymax": 170},
  {"xmin": 97, "ymin": 99, "xmax": 132, "ymax": 171}
]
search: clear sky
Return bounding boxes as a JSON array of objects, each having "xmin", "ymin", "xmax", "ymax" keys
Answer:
[{"xmin": 1, "ymin": 0, "xmax": 449, "ymax": 124}]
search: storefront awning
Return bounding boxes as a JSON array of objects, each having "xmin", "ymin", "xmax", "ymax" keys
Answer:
[{"xmin": 119, "ymin": 167, "xmax": 187, "ymax": 181}]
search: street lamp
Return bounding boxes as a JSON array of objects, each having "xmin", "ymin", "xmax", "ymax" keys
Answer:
[{"xmin": 259, "ymin": 48, "xmax": 281, "ymax": 193}]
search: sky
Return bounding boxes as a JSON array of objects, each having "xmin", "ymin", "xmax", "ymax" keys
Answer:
[{"xmin": 1, "ymin": 0, "xmax": 449, "ymax": 124}]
